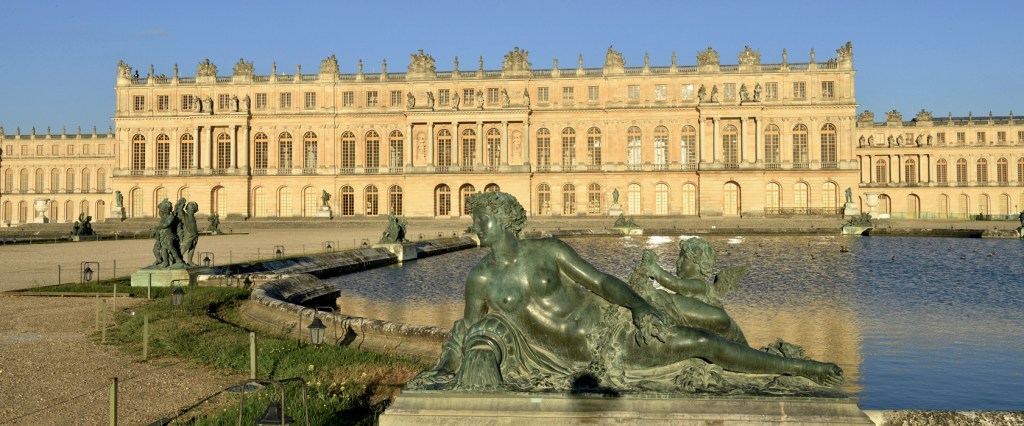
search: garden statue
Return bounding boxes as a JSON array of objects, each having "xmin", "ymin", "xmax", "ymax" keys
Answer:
[
  {"xmin": 408, "ymin": 192, "xmax": 842, "ymax": 394},
  {"xmin": 845, "ymin": 187, "xmax": 853, "ymax": 204},
  {"xmin": 207, "ymin": 213, "xmax": 221, "ymax": 235},
  {"xmin": 321, "ymin": 189, "xmax": 331, "ymax": 207},
  {"xmin": 71, "ymin": 213, "xmax": 95, "ymax": 236},
  {"xmin": 612, "ymin": 188, "xmax": 620, "ymax": 204},
  {"xmin": 115, "ymin": 191, "xmax": 124, "ymax": 208},
  {"xmin": 614, "ymin": 213, "xmax": 639, "ymax": 228},
  {"xmin": 178, "ymin": 201, "xmax": 199, "ymax": 265},
  {"xmin": 379, "ymin": 212, "xmax": 408, "ymax": 243},
  {"xmin": 151, "ymin": 198, "xmax": 185, "ymax": 268}
]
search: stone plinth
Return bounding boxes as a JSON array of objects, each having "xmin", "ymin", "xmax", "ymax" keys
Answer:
[
  {"xmin": 380, "ymin": 391, "xmax": 873, "ymax": 425},
  {"xmin": 843, "ymin": 202, "xmax": 860, "ymax": 217},
  {"xmin": 608, "ymin": 203, "xmax": 623, "ymax": 217},
  {"xmin": 614, "ymin": 226, "xmax": 643, "ymax": 235},
  {"xmin": 373, "ymin": 242, "xmax": 418, "ymax": 262},
  {"xmin": 842, "ymin": 225, "xmax": 873, "ymax": 236},
  {"xmin": 316, "ymin": 206, "xmax": 332, "ymax": 218},
  {"xmin": 109, "ymin": 207, "xmax": 126, "ymax": 221},
  {"xmin": 130, "ymin": 267, "xmax": 199, "ymax": 287}
]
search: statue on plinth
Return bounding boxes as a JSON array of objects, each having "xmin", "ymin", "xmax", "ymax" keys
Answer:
[
  {"xmin": 321, "ymin": 190, "xmax": 331, "ymax": 208},
  {"xmin": 178, "ymin": 200, "xmax": 199, "ymax": 265},
  {"xmin": 207, "ymin": 213, "xmax": 222, "ymax": 235},
  {"xmin": 614, "ymin": 213, "xmax": 638, "ymax": 228},
  {"xmin": 151, "ymin": 199, "xmax": 185, "ymax": 268},
  {"xmin": 115, "ymin": 191, "xmax": 124, "ymax": 209},
  {"xmin": 71, "ymin": 213, "xmax": 95, "ymax": 237},
  {"xmin": 379, "ymin": 213, "xmax": 408, "ymax": 244},
  {"xmin": 408, "ymin": 192, "xmax": 842, "ymax": 394}
]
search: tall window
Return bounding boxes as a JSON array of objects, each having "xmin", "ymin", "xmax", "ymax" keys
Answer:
[
  {"xmin": 487, "ymin": 88, "xmax": 500, "ymax": 105},
  {"xmin": 627, "ymin": 183, "xmax": 641, "ymax": 215},
  {"xmin": 537, "ymin": 184, "xmax": 551, "ymax": 214},
  {"xmin": 766, "ymin": 182, "xmax": 781, "ymax": 213},
  {"xmin": 653, "ymin": 126, "xmax": 669, "ymax": 170},
  {"xmin": 586, "ymin": 127, "xmax": 602, "ymax": 168},
  {"xmin": 218, "ymin": 94, "xmax": 231, "ymax": 110},
  {"xmin": 562, "ymin": 86, "xmax": 574, "ymax": 102},
  {"xmin": 1018, "ymin": 158, "xmax": 1024, "ymax": 183},
  {"xmin": 956, "ymin": 158, "xmax": 968, "ymax": 184},
  {"xmin": 976, "ymin": 158, "xmax": 989, "ymax": 183},
  {"xmin": 302, "ymin": 187, "xmax": 317, "ymax": 217},
  {"xmin": 180, "ymin": 134, "xmax": 194, "ymax": 171},
  {"xmin": 563, "ymin": 183, "xmax": 576, "ymax": 215},
  {"xmin": 277, "ymin": 187, "xmax": 291, "ymax": 216},
  {"xmin": 3, "ymin": 169, "xmax": 13, "ymax": 193},
  {"xmin": 723, "ymin": 182, "xmax": 740, "ymax": 216},
  {"xmin": 461, "ymin": 129, "xmax": 476, "ymax": 171},
  {"xmin": 96, "ymin": 169, "xmax": 106, "ymax": 192},
  {"xmin": 536, "ymin": 128, "xmax": 551, "ymax": 171},
  {"xmin": 341, "ymin": 132, "xmax": 356, "ymax": 172},
  {"xmin": 365, "ymin": 185, "xmax": 379, "ymax": 215},
  {"xmin": 996, "ymin": 157, "xmax": 1009, "ymax": 184},
  {"xmin": 279, "ymin": 93, "xmax": 292, "ymax": 109},
  {"xmin": 364, "ymin": 130, "xmax": 379, "ymax": 174},
  {"xmin": 81, "ymin": 169, "xmax": 91, "ymax": 192},
  {"xmin": 436, "ymin": 184, "xmax": 451, "ymax": 216},
  {"xmin": 627, "ymin": 85, "xmax": 640, "ymax": 101},
  {"xmin": 792, "ymin": 124, "xmax": 808, "ymax": 167},
  {"xmin": 157, "ymin": 95, "xmax": 169, "ymax": 111},
  {"xmin": 255, "ymin": 93, "xmax": 267, "ymax": 109},
  {"xmin": 561, "ymin": 128, "xmax": 576, "ymax": 170},
  {"xmin": 304, "ymin": 92, "xmax": 316, "ymax": 109},
  {"xmin": 278, "ymin": 132, "xmax": 293, "ymax": 170},
  {"xmin": 463, "ymin": 89, "xmax": 476, "ymax": 105},
  {"xmin": 341, "ymin": 185, "xmax": 354, "ymax": 216},
  {"xmin": 588, "ymin": 86, "xmax": 600, "ymax": 101},
  {"xmin": 303, "ymin": 131, "xmax": 318, "ymax": 171},
  {"xmin": 254, "ymin": 133, "xmax": 269, "ymax": 170},
  {"xmin": 655, "ymin": 183, "xmax": 669, "ymax": 215},
  {"xmin": 388, "ymin": 185, "xmax": 403, "ymax": 215},
  {"xmin": 156, "ymin": 134, "xmax": 170, "ymax": 173},
  {"xmin": 822, "ymin": 182, "xmax": 838, "ymax": 210},
  {"xmin": 764, "ymin": 125, "xmax": 780, "ymax": 167},
  {"xmin": 821, "ymin": 81, "xmax": 835, "ymax": 98},
  {"xmin": 722, "ymin": 124, "xmax": 738, "ymax": 167},
  {"xmin": 486, "ymin": 128, "xmax": 501, "ymax": 170},
  {"xmin": 214, "ymin": 187, "xmax": 227, "ymax": 215},
  {"xmin": 904, "ymin": 159, "xmax": 918, "ymax": 184},
  {"xmin": 49, "ymin": 169, "xmax": 59, "ymax": 193},
  {"xmin": 253, "ymin": 187, "xmax": 267, "ymax": 217},
  {"xmin": 436, "ymin": 129, "xmax": 452, "ymax": 171},
  {"xmin": 627, "ymin": 127, "xmax": 642, "ymax": 169},
  {"xmin": 365, "ymin": 91, "xmax": 378, "ymax": 107},
  {"xmin": 875, "ymin": 159, "xmax": 888, "ymax": 184},
  {"xmin": 389, "ymin": 131, "xmax": 404, "ymax": 173},
  {"xmin": 793, "ymin": 82, "xmax": 806, "ymax": 99},
  {"xmin": 460, "ymin": 184, "xmax": 477, "ymax": 216},
  {"xmin": 681, "ymin": 125, "xmax": 697, "ymax": 167},
  {"xmin": 654, "ymin": 85, "xmax": 667, "ymax": 101},
  {"xmin": 936, "ymin": 159, "xmax": 948, "ymax": 183},
  {"xmin": 34, "ymin": 169, "xmax": 43, "ymax": 192},
  {"xmin": 794, "ymin": 182, "xmax": 809, "ymax": 211},
  {"xmin": 133, "ymin": 95, "xmax": 145, "ymax": 111},
  {"xmin": 587, "ymin": 183, "xmax": 602, "ymax": 214},
  {"xmin": 681, "ymin": 183, "xmax": 697, "ymax": 215},
  {"xmin": 132, "ymin": 134, "xmax": 146, "ymax": 174},
  {"xmin": 181, "ymin": 94, "xmax": 195, "ymax": 111},
  {"xmin": 216, "ymin": 132, "xmax": 231, "ymax": 170},
  {"xmin": 342, "ymin": 91, "xmax": 354, "ymax": 107},
  {"xmin": 820, "ymin": 123, "xmax": 837, "ymax": 166},
  {"xmin": 130, "ymin": 188, "xmax": 143, "ymax": 218}
]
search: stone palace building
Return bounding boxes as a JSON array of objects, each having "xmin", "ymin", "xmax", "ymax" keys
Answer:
[{"xmin": 2, "ymin": 43, "xmax": 1023, "ymax": 224}]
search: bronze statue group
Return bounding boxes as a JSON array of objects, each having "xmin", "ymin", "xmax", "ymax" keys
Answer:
[{"xmin": 151, "ymin": 198, "xmax": 200, "ymax": 268}]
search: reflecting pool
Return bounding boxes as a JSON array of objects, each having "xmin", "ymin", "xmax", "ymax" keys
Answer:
[{"xmin": 325, "ymin": 235, "xmax": 1024, "ymax": 410}]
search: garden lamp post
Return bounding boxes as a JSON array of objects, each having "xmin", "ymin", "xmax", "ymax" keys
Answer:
[
  {"xmin": 170, "ymin": 279, "xmax": 187, "ymax": 308},
  {"xmin": 274, "ymin": 245, "xmax": 284, "ymax": 259},
  {"xmin": 307, "ymin": 316, "xmax": 326, "ymax": 346},
  {"xmin": 199, "ymin": 251, "xmax": 214, "ymax": 267},
  {"xmin": 81, "ymin": 261, "xmax": 99, "ymax": 284},
  {"xmin": 256, "ymin": 400, "xmax": 294, "ymax": 425}
]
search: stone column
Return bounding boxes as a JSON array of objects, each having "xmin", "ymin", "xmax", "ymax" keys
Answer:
[
  {"xmin": 202, "ymin": 127, "xmax": 214, "ymax": 169},
  {"xmin": 406, "ymin": 124, "xmax": 413, "ymax": 167},
  {"xmin": 229, "ymin": 125, "xmax": 237, "ymax": 169},
  {"xmin": 502, "ymin": 121, "xmax": 509, "ymax": 165},
  {"xmin": 476, "ymin": 122, "xmax": 484, "ymax": 167},
  {"xmin": 171, "ymin": 130, "xmax": 180, "ymax": 172},
  {"xmin": 452, "ymin": 122, "xmax": 460, "ymax": 167},
  {"xmin": 194, "ymin": 127, "xmax": 202, "ymax": 170},
  {"xmin": 923, "ymin": 154, "xmax": 931, "ymax": 183},
  {"xmin": 753, "ymin": 117, "xmax": 761, "ymax": 164},
  {"xmin": 427, "ymin": 122, "xmax": 435, "ymax": 166},
  {"xmin": 523, "ymin": 119, "xmax": 531, "ymax": 165},
  {"xmin": 712, "ymin": 117, "xmax": 719, "ymax": 164}
]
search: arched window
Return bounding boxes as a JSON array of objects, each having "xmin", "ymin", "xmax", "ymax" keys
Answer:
[
  {"xmin": 484, "ymin": 183, "xmax": 500, "ymax": 192},
  {"xmin": 536, "ymin": 128, "xmax": 551, "ymax": 171},
  {"xmin": 50, "ymin": 169, "xmax": 60, "ymax": 193},
  {"xmin": 681, "ymin": 183, "xmax": 697, "ymax": 215},
  {"xmin": 998, "ymin": 194, "xmax": 1011, "ymax": 215},
  {"xmin": 95, "ymin": 201, "xmax": 105, "ymax": 222},
  {"xmin": 875, "ymin": 159, "xmax": 888, "ymax": 184},
  {"xmin": 19, "ymin": 169, "xmax": 28, "ymax": 193},
  {"xmin": 587, "ymin": 183, "xmax": 602, "ymax": 214},
  {"xmin": 627, "ymin": 183, "xmax": 641, "ymax": 215},
  {"xmin": 65, "ymin": 168, "xmax": 74, "ymax": 193},
  {"xmin": 156, "ymin": 134, "xmax": 170, "ymax": 173},
  {"xmin": 436, "ymin": 129, "xmax": 452, "ymax": 171},
  {"xmin": 278, "ymin": 132, "xmax": 293, "ymax": 170},
  {"xmin": 936, "ymin": 159, "xmax": 948, "ymax": 183},
  {"xmin": 389, "ymin": 185, "xmax": 403, "ymax": 215},
  {"xmin": 130, "ymin": 188, "xmax": 143, "ymax": 218},
  {"xmin": 177, "ymin": 186, "xmax": 190, "ymax": 200},
  {"xmin": 131, "ymin": 134, "xmax": 146, "ymax": 173},
  {"xmin": 253, "ymin": 133, "xmax": 269, "ymax": 171},
  {"xmin": 978, "ymin": 194, "xmax": 990, "ymax": 216},
  {"xmin": 34, "ymin": 168, "xmax": 44, "ymax": 192},
  {"xmin": 486, "ymin": 128, "xmax": 501, "ymax": 170},
  {"xmin": 655, "ymin": 183, "xmax": 669, "ymax": 215},
  {"xmin": 627, "ymin": 127, "xmax": 642, "ymax": 169},
  {"xmin": 1018, "ymin": 157, "xmax": 1024, "ymax": 183},
  {"xmin": 723, "ymin": 182, "xmax": 740, "ymax": 216},
  {"xmin": 435, "ymin": 184, "xmax": 451, "ymax": 216},
  {"xmin": 154, "ymin": 187, "xmax": 167, "ymax": 216},
  {"xmin": 956, "ymin": 158, "xmax": 968, "ymax": 184},
  {"xmin": 340, "ymin": 185, "xmax": 354, "ymax": 216},
  {"xmin": 461, "ymin": 129, "xmax": 476, "ymax": 171},
  {"xmin": 18, "ymin": 201, "xmax": 28, "ymax": 223},
  {"xmin": 766, "ymin": 182, "xmax": 781, "ymax": 213},
  {"xmin": 958, "ymin": 194, "xmax": 970, "ymax": 218},
  {"xmin": 340, "ymin": 131, "xmax": 356, "ymax": 172},
  {"xmin": 180, "ymin": 134, "xmax": 194, "ymax": 170},
  {"xmin": 96, "ymin": 168, "xmax": 106, "ymax": 192},
  {"xmin": 561, "ymin": 127, "xmax": 576, "ymax": 170},
  {"xmin": 252, "ymin": 187, "xmax": 267, "ymax": 217},
  {"xmin": 389, "ymin": 130, "xmax": 404, "ymax": 173},
  {"xmin": 216, "ymin": 132, "xmax": 231, "ymax": 170},
  {"xmin": 365, "ymin": 185, "xmax": 379, "ymax": 215},
  {"xmin": 563, "ymin": 183, "xmax": 576, "ymax": 215},
  {"xmin": 653, "ymin": 126, "xmax": 669, "ymax": 170},
  {"xmin": 722, "ymin": 124, "xmax": 738, "ymax": 167},
  {"xmin": 81, "ymin": 169, "xmax": 91, "ymax": 192},
  {"xmin": 794, "ymin": 182, "xmax": 809, "ymax": 211},
  {"xmin": 277, "ymin": 187, "xmax": 292, "ymax": 217},
  {"xmin": 80, "ymin": 200, "xmax": 89, "ymax": 219},
  {"xmin": 822, "ymin": 181, "xmax": 838, "ymax": 210},
  {"xmin": 460, "ymin": 184, "xmax": 477, "ymax": 216},
  {"xmin": 937, "ymin": 194, "xmax": 950, "ymax": 219},
  {"xmin": 586, "ymin": 127, "xmax": 602, "ymax": 168},
  {"xmin": 996, "ymin": 157, "xmax": 1009, "ymax": 184},
  {"xmin": 904, "ymin": 158, "xmax": 917, "ymax": 185},
  {"xmin": 303, "ymin": 131, "xmax": 319, "ymax": 171},
  {"xmin": 792, "ymin": 124, "xmax": 808, "ymax": 167},
  {"xmin": 681, "ymin": 125, "xmax": 697, "ymax": 167},
  {"xmin": 64, "ymin": 200, "xmax": 73, "ymax": 222},
  {"xmin": 764, "ymin": 125, "xmax": 780, "ymax": 167},
  {"xmin": 820, "ymin": 123, "xmax": 837, "ymax": 166},
  {"xmin": 302, "ymin": 186, "xmax": 317, "ymax": 217},
  {"xmin": 3, "ymin": 169, "xmax": 14, "ymax": 193},
  {"xmin": 976, "ymin": 158, "xmax": 988, "ymax": 183},
  {"xmin": 1, "ymin": 201, "xmax": 9, "ymax": 224},
  {"xmin": 906, "ymin": 194, "xmax": 920, "ymax": 219},
  {"xmin": 364, "ymin": 130, "xmax": 379, "ymax": 173},
  {"xmin": 537, "ymin": 183, "xmax": 551, "ymax": 215}
]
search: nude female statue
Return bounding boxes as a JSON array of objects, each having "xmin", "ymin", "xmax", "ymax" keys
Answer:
[{"xmin": 410, "ymin": 192, "xmax": 842, "ymax": 391}]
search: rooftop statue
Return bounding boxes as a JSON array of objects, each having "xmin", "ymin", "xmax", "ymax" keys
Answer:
[
  {"xmin": 738, "ymin": 45, "xmax": 760, "ymax": 66},
  {"xmin": 604, "ymin": 46, "xmax": 625, "ymax": 72},
  {"xmin": 233, "ymin": 57, "xmax": 254, "ymax": 76},
  {"xmin": 379, "ymin": 213, "xmax": 408, "ymax": 244},
  {"xmin": 502, "ymin": 46, "xmax": 531, "ymax": 73},
  {"xmin": 408, "ymin": 192, "xmax": 842, "ymax": 393},
  {"xmin": 319, "ymin": 54, "xmax": 339, "ymax": 75},
  {"xmin": 196, "ymin": 58, "xmax": 217, "ymax": 78},
  {"xmin": 697, "ymin": 46, "xmax": 720, "ymax": 66},
  {"xmin": 408, "ymin": 49, "xmax": 436, "ymax": 74}
]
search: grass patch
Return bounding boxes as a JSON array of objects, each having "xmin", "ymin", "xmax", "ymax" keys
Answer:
[
  {"xmin": 19, "ymin": 278, "xmax": 161, "ymax": 297},
  {"xmin": 103, "ymin": 286, "xmax": 426, "ymax": 425}
]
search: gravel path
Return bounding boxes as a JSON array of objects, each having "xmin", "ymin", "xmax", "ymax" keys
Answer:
[{"xmin": 0, "ymin": 296, "xmax": 242, "ymax": 425}]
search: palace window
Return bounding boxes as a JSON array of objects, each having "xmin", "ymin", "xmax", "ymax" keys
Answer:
[
  {"xmin": 956, "ymin": 132, "xmax": 965, "ymax": 144},
  {"xmin": 977, "ymin": 132, "xmax": 986, "ymax": 144},
  {"xmin": 486, "ymin": 128, "xmax": 501, "ymax": 169},
  {"xmin": 627, "ymin": 183, "xmax": 641, "ymax": 215},
  {"xmin": 562, "ymin": 86, "xmax": 574, "ymax": 102},
  {"xmin": 821, "ymin": 81, "xmax": 835, "ymax": 98},
  {"xmin": 390, "ymin": 91, "xmax": 402, "ymax": 107},
  {"xmin": 536, "ymin": 87, "xmax": 548, "ymax": 103},
  {"xmin": 680, "ymin": 84, "xmax": 694, "ymax": 101},
  {"xmin": 278, "ymin": 187, "xmax": 292, "ymax": 216},
  {"xmin": 156, "ymin": 134, "xmax": 170, "ymax": 172},
  {"xmin": 681, "ymin": 125, "xmax": 697, "ymax": 166},
  {"xmin": 936, "ymin": 159, "xmax": 948, "ymax": 183},
  {"xmin": 436, "ymin": 129, "xmax": 452, "ymax": 171},
  {"xmin": 537, "ymin": 184, "xmax": 551, "ymax": 215},
  {"xmin": 180, "ymin": 134, "xmax": 194, "ymax": 170},
  {"xmin": 820, "ymin": 123, "xmax": 837, "ymax": 166},
  {"xmin": 998, "ymin": 131, "xmax": 1006, "ymax": 143},
  {"xmin": 587, "ymin": 183, "xmax": 602, "ymax": 214},
  {"xmin": 1018, "ymin": 131, "xmax": 1024, "ymax": 142},
  {"xmin": 764, "ymin": 125, "xmax": 780, "ymax": 167},
  {"xmin": 627, "ymin": 85, "xmax": 640, "ymax": 101},
  {"xmin": 794, "ymin": 182, "xmax": 809, "ymax": 210},
  {"xmin": 561, "ymin": 128, "xmax": 576, "ymax": 170},
  {"xmin": 588, "ymin": 86, "xmax": 599, "ymax": 101},
  {"xmin": 765, "ymin": 82, "xmax": 778, "ymax": 100},
  {"xmin": 563, "ymin": 183, "xmax": 577, "ymax": 215},
  {"xmin": 279, "ymin": 93, "xmax": 292, "ymax": 109},
  {"xmin": 304, "ymin": 92, "xmax": 316, "ymax": 109},
  {"xmin": 462, "ymin": 129, "xmax": 476, "ymax": 170},
  {"xmin": 487, "ymin": 88, "xmax": 500, "ymax": 104},
  {"xmin": 723, "ymin": 83, "xmax": 736, "ymax": 101},
  {"xmin": 976, "ymin": 158, "xmax": 988, "ymax": 182},
  {"xmin": 365, "ymin": 91, "xmax": 378, "ymax": 107},
  {"xmin": 766, "ymin": 182, "xmax": 781, "ymax": 212},
  {"xmin": 874, "ymin": 159, "xmax": 888, "ymax": 184},
  {"xmin": 936, "ymin": 132, "xmax": 945, "ymax": 144},
  {"xmin": 586, "ymin": 127, "xmax": 602, "ymax": 167},
  {"xmin": 181, "ymin": 94, "xmax": 195, "ymax": 111},
  {"xmin": 278, "ymin": 132, "xmax": 293, "ymax": 169},
  {"xmin": 341, "ymin": 185, "xmax": 354, "ymax": 216},
  {"xmin": 254, "ymin": 133, "xmax": 268, "ymax": 170},
  {"xmin": 389, "ymin": 185, "xmax": 403, "ymax": 215},
  {"xmin": 216, "ymin": 132, "xmax": 231, "ymax": 170},
  {"xmin": 131, "ymin": 134, "xmax": 146, "ymax": 172},
  {"xmin": 364, "ymin": 131, "xmax": 379, "ymax": 173},
  {"xmin": 460, "ymin": 184, "xmax": 476, "ymax": 216},
  {"xmin": 157, "ymin": 95, "xmax": 169, "ymax": 111},
  {"xmin": 342, "ymin": 91, "xmax": 354, "ymax": 107},
  {"xmin": 438, "ymin": 89, "xmax": 450, "ymax": 106},
  {"xmin": 365, "ymin": 185, "xmax": 379, "ymax": 216},
  {"xmin": 956, "ymin": 158, "xmax": 968, "ymax": 183},
  {"xmin": 303, "ymin": 131, "xmax": 318, "ymax": 171},
  {"xmin": 655, "ymin": 183, "xmax": 669, "ymax": 215},
  {"xmin": 793, "ymin": 82, "xmax": 806, "ymax": 99},
  {"xmin": 255, "ymin": 93, "xmax": 267, "ymax": 109},
  {"xmin": 997, "ymin": 157, "xmax": 1008, "ymax": 184},
  {"xmin": 389, "ymin": 130, "xmax": 404, "ymax": 173},
  {"xmin": 904, "ymin": 159, "xmax": 917, "ymax": 184},
  {"xmin": 219, "ymin": 94, "xmax": 231, "ymax": 110},
  {"xmin": 627, "ymin": 126, "xmax": 642, "ymax": 169},
  {"xmin": 463, "ymin": 89, "xmax": 476, "ymax": 105},
  {"xmin": 133, "ymin": 95, "xmax": 145, "ymax": 111},
  {"xmin": 654, "ymin": 84, "xmax": 667, "ymax": 101},
  {"xmin": 341, "ymin": 132, "xmax": 356, "ymax": 172},
  {"xmin": 1018, "ymin": 158, "xmax": 1024, "ymax": 182},
  {"xmin": 536, "ymin": 128, "xmax": 551, "ymax": 171},
  {"xmin": 436, "ymin": 184, "xmax": 451, "ymax": 216},
  {"xmin": 653, "ymin": 126, "xmax": 668, "ymax": 169},
  {"xmin": 253, "ymin": 187, "xmax": 267, "ymax": 217},
  {"xmin": 682, "ymin": 183, "xmax": 697, "ymax": 215},
  {"xmin": 823, "ymin": 182, "xmax": 838, "ymax": 209},
  {"xmin": 722, "ymin": 125, "xmax": 738, "ymax": 167},
  {"xmin": 792, "ymin": 124, "xmax": 808, "ymax": 166}
]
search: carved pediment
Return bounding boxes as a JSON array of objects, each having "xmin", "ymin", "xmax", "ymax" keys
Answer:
[
  {"xmin": 408, "ymin": 49, "xmax": 436, "ymax": 75},
  {"xmin": 697, "ymin": 46, "xmax": 719, "ymax": 66},
  {"xmin": 320, "ymin": 54, "xmax": 339, "ymax": 74},
  {"xmin": 117, "ymin": 60, "xmax": 132, "ymax": 79},
  {"xmin": 885, "ymin": 109, "xmax": 902, "ymax": 123},
  {"xmin": 604, "ymin": 45, "xmax": 625, "ymax": 73},
  {"xmin": 914, "ymin": 109, "xmax": 933, "ymax": 122},
  {"xmin": 857, "ymin": 110, "xmax": 875, "ymax": 123},
  {"xmin": 836, "ymin": 41, "xmax": 853, "ymax": 64},
  {"xmin": 502, "ymin": 47, "xmax": 532, "ymax": 75},
  {"xmin": 738, "ymin": 46, "xmax": 760, "ymax": 66},
  {"xmin": 196, "ymin": 59, "xmax": 217, "ymax": 77},
  {"xmin": 233, "ymin": 58, "xmax": 254, "ymax": 76}
]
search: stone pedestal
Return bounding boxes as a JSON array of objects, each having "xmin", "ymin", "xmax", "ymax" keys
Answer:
[
  {"xmin": 843, "ymin": 202, "xmax": 860, "ymax": 217},
  {"xmin": 841, "ymin": 225, "xmax": 873, "ymax": 236},
  {"xmin": 373, "ymin": 242, "xmax": 418, "ymax": 263},
  {"xmin": 109, "ymin": 207, "xmax": 126, "ymax": 221},
  {"xmin": 316, "ymin": 205, "xmax": 332, "ymax": 218},
  {"xmin": 613, "ymin": 226, "xmax": 643, "ymax": 236},
  {"xmin": 380, "ymin": 391, "xmax": 873, "ymax": 425},
  {"xmin": 130, "ymin": 267, "xmax": 200, "ymax": 287},
  {"xmin": 608, "ymin": 203, "xmax": 623, "ymax": 217}
]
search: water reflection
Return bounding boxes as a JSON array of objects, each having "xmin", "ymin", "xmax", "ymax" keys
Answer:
[{"xmin": 325, "ymin": 235, "xmax": 1024, "ymax": 410}]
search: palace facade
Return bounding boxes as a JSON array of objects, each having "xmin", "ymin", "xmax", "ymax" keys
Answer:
[{"xmin": 2, "ymin": 42, "xmax": 1022, "ymax": 224}]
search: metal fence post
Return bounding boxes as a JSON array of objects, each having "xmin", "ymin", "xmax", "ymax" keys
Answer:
[
  {"xmin": 249, "ymin": 332, "xmax": 257, "ymax": 380},
  {"xmin": 109, "ymin": 377, "xmax": 118, "ymax": 426},
  {"xmin": 143, "ymin": 316, "xmax": 149, "ymax": 360}
]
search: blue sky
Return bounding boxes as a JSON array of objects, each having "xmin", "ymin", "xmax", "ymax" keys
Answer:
[{"xmin": 2, "ymin": 0, "xmax": 1022, "ymax": 132}]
